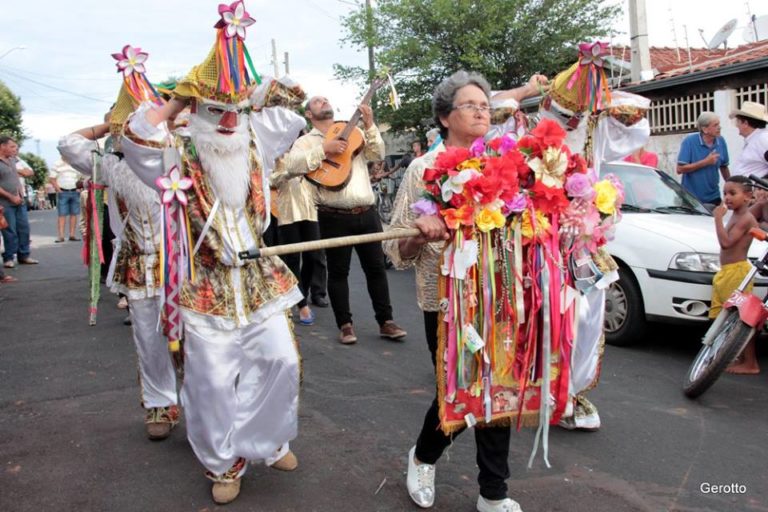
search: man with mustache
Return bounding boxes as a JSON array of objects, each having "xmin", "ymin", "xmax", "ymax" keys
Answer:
[
  {"xmin": 277, "ymin": 95, "xmax": 407, "ymax": 345},
  {"xmin": 120, "ymin": 1, "xmax": 306, "ymax": 504}
]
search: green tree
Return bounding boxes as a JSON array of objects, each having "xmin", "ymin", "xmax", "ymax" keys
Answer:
[
  {"xmin": 0, "ymin": 79, "xmax": 24, "ymax": 141},
  {"xmin": 18, "ymin": 152, "xmax": 48, "ymax": 190},
  {"xmin": 335, "ymin": 0, "xmax": 621, "ymax": 135}
]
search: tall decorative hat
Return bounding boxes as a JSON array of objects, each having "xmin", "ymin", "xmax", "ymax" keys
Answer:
[
  {"xmin": 110, "ymin": 45, "xmax": 164, "ymax": 138},
  {"xmin": 543, "ymin": 42, "xmax": 612, "ymax": 121},
  {"xmin": 173, "ymin": 0, "xmax": 260, "ymax": 104}
]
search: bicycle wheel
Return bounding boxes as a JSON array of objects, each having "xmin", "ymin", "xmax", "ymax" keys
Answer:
[{"xmin": 683, "ymin": 309, "xmax": 755, "ymax": 398}]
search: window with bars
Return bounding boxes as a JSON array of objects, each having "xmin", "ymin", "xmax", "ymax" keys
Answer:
[
  {"xmin": 736, "ymin": 84, "xmax": 768, "ymax": 107},
  {"xmin": 647, "ymin": 93, "xmax": 715, "ymax": 134}
]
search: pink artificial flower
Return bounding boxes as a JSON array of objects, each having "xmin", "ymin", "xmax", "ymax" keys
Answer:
[
  {"xmin": 216, "ymin": 1, "xmax": 256, "ymax": 40},
  {"xmin": 499, "ymin": 134, "xmax": 517, "ymax": 155},
  {"xmin": 469, "ymin": 137, "xmax": 486, "ymax": 157},
  {"xmin": 565, "ymin": 172, "xmax": 596, "ymax": 200},
  {"xmin": 502, "ymin": 193, "xmax": 528, "ymax": 215},
  {"xmin": 410, "ymin": 198, "xmax": 438, "ymax": 216},
  {"xmin": 112, "ymin": 45, "xmax": 148, "ymax": 76},
  {"xmin": 156, "ymin": 167, "xmax": 193, "ymax": 205}
]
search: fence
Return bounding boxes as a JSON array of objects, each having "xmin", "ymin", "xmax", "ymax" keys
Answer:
[{"xmin": 647, "ymin": 93, "xmax": 715, "ymax": 134}]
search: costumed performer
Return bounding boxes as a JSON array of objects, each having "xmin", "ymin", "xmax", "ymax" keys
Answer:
[
  {"xmin": 58, "ymin": 45, "xmax": 180, "ymax": 440},
  {"xmin": 537, "ymin": 42, "xmax": 650, "ymax": 430},
  {"xmin": 120, "ymin": 1, "xmax": 306, "ymax": 504}
]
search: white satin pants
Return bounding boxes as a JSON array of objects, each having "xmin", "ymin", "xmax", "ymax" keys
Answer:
[
  {"xmin": 180, "ymin": 312, "xmax": 299, "ymax": 476},
  {"xmin": 571, "ymin": 288, "xmax": 606, "ymax": 394},
  {"xmin": 128, "ymin": 297, "xmax": 178, "ymax": 408}
]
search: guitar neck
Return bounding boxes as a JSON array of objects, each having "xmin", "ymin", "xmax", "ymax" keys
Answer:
[{"xmin": 336, "ymin": 81, "xmax": 381, "ymax": 141}]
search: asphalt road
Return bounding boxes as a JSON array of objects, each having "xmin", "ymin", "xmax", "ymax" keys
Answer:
[{"xmin": 1, "ymin": 209, "xmax": 767, "ymax": 512}]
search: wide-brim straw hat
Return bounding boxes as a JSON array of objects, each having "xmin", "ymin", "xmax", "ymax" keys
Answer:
[{"xmin": 729, "ymin": 101, "xmax": 768, "ymax": 122}]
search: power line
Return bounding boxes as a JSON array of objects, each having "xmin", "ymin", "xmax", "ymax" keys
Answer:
[{"xmin": 0, "ymin": 68, "xmax": 111, "ymax": 103}]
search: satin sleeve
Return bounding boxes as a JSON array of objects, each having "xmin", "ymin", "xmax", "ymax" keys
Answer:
[
  {"xmin": 57, "ymin": 133, "xmax": 99, "ymax": 176},
  {"xmin": 121, "ymin": 102, "xmax": 172, "ymax": 191}
]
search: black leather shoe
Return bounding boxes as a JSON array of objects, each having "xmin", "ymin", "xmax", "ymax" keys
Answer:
[{"xmin": 311, "ymin": 296, "xmax": 329, "ymax": 308}]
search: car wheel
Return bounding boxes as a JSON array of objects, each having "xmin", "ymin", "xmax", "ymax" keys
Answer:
[{"xmin": 604, "ymin": 266, "xmax": 646, "ymax": 346}]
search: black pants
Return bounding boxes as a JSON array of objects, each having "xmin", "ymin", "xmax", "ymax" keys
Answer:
[
  {"xmin": 101, "ymin": 207, "xmax": 114, "ymax": 281},
  {"xmin": 415, "ymin": 311, "xmax": 511, "ymax": 501},
  {"xmin": 278, "ymin": 220, "xmax": 327, "ymax": 308},
  {"xmin": 318, "ymin": 207, "xmax": 393, "ymax": 329}
]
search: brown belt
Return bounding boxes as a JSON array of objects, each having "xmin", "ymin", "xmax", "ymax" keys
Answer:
[{"xmin": 317, "ymin": 205, "xmax": 372, "ymax": 215}]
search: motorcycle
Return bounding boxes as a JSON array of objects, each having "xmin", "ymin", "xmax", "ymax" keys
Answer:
[{"xmin": 683, "ymin": 174, "xmax": 768, "ymax": 398}]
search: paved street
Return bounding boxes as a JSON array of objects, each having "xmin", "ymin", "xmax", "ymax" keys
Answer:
[{"xmin": 1, "ymin": 209, "xmax": 767, "ymax": 512}]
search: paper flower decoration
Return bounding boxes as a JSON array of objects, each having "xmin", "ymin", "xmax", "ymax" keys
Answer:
[
  {"xmin": 215, "ymin": 1, "xmax": 256, "ymax": 40},
  {"xmin": 578, "ymin": 41, "xmax": 609, "ymax": 67},
  {"xmin": 112, "ymin": 45, "xmax": 148, "ymax": 76},
  {"xmin": 157, "ymin": 167, "xmax": 193, "ymax": 205}
]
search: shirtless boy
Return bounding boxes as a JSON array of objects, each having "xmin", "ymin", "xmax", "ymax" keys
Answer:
[{"xmin": 712, "ymin": 176, "xmax": 760, "ymax": 374}]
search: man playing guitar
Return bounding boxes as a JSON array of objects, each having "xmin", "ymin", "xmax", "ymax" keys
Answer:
[{"xmin": 278, "ymin": 95, "xmax": 407, "ymax": 345}]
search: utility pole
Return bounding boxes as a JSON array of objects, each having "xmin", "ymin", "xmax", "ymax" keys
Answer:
[
  {"xmin": 364, "ymin": 0, "xmax": 377, "ymax": 111},
  {"xmin": 35, "ymin": 139, "xmax": 40, "ymax": 157},
  {"xmin": 284, "ymin": 51, "xmax": 290, "ymax": 75},
  {"xmin": 271, "ymin": 39, "xmax": 279, "ymax": 77},
  {"xmin": 628, "ymin": 0, "xmax": 653, "ymax": 82}
]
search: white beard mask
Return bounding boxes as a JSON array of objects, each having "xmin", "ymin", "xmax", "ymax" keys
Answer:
[{"xmin": 189, "ymin": 110, "xmax": 252, "ymax": 209}]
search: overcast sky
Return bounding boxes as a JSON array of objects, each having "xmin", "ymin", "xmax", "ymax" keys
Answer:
[{"xmin": 0, "ymin": 0, "xmax": 763, "ymax": 167}]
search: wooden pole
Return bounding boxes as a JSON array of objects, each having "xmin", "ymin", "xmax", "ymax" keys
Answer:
[{"xmin": 239, "ymin": 228, "xmax": 421, "ymax": 259}]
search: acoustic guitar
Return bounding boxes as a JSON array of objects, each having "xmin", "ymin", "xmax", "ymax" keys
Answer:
[{"xmin": 305, "ymin": 77, "xmax": 386, "ymax": 190}]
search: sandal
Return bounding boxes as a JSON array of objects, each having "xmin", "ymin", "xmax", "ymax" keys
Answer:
[
  {"xmin": 0, "ymin": 275, "xmax": 17, "ymax": 283},
  {"xmin": 299, "ymin": 310, "xmax": 316, "ymax": 326}
]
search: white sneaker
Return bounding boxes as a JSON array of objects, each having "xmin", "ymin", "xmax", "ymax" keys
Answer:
[
  {"xmin": 406, "ymin": 446, "xmax": 435, "ymax": 508},
  {"xmin": 477, "ymin": 496, "xmax": 523, "ymax": 512}
]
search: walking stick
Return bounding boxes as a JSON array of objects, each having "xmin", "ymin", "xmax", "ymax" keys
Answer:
[{"xmin": 238, "ymin": 228, "xmax": 421, "ymax": 259}]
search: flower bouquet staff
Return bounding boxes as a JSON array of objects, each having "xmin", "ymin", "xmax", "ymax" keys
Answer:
[
  {"xmin": 537, "ymin": 42, "xmax": 651, "ymax": 431},
  {"xmin": 385, "ymin": 70, "xmax": 625, "ymax": 512},
  {"xmin": 58, "ymin": 46, "xmax": 180, "ymax": 441},
  {"xmin": 120, "ymin": 1, "xmax": 306, "ymax": 504}
]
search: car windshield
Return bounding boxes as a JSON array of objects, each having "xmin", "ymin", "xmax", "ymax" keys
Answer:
[{"xmin": 600, "ymin": 162, "xmax": 710, "ymax": 215}]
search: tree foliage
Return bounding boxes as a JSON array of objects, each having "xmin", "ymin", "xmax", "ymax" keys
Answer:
[
  {"xmin": 335, "ymin": 0, "xmax": 621, "ymax": 136},
  {"xmin": 19, "ymin": 152, "xmax": 48, "ymax": 190},
  {"xmin": 0, "ymin": 79, "xmax": 24, "ymax": 141}
]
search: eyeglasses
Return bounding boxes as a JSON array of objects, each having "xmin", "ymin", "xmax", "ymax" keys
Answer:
[{"xmin": 452, "ymin": 103, "xmax": 492, "ymax": 115}]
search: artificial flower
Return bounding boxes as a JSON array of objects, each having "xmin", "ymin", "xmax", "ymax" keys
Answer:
[
  {"xmin": 516, "ymin": 134, "xmax": 542, "ymax": 158},
  {"xmin": 593, "ymin": 179, "xmax": 619, "ymax": 215},
  {"xmin": 475, "ymin": 207, "xmax": 506, "ymax": 232},
  {"xmin": 441, "ymin": 168, "xmax": 478, "ymax": 202},
  {"xmin": 565, "ymin": 172, "xmax": 595, "ymax": 200},
  {"xmin": 442, "ymin": 205, "xmax": 474, "ymax": 230},
  {"xmin": 578, "ymin": 41, "xmax": 610, "ymax": 67},
  {"xmin": 520, "ymin": 209, "xmax": 551, "ymax": 240},
  {"xmin": 410, "ymin": 198, "xmax": 438, "ymax": 216},
  {"xmin": 567, "ymin": 153, "xmax": 588, "ymax": 175},
  {"xmin": 434, "ymin": 146, "xmax": 471, "ymax": 172},
  {"xmin": 530, "ymin": 181, "xmax": 570, "ymax": 214},
  {"xmin": 112, "ymin": 45, "xmax": 148, "ymax": 76},
  {"xmin": 502, "ymin": 193, "xmax": 528, "ymax": 215},
  {"xmin": 216, "ymin": 1, "xmax": 256, "ymax": 40},
  {"xmin": 157, "ymin": 166, "xmax": 193, "ymax": 205},
  {"xmin": 531, "ymin": 118, "xmax": 566, "ymax": 148},
  {"xmin": 469, "ymin": 137, "xmax": 485, "ymax": 157},
  {"xmin": 528, "ymin": 146, "xmax": 568, "ymax": 188}
]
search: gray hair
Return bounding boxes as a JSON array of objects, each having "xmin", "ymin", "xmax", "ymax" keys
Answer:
[
  {"xmin": 432, "ymin": 70, "xmax": 491, "ymax": 140},
  {"xmin": 425, "ymin": 127, "xmax": 440, "ymax": 144},
  {"xmin": 697, "ymin": 112, "xmax": 719, "ymax": 131}
]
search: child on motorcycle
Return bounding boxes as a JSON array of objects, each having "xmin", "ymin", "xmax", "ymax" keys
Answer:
[{"xmin": 712, "ymin": 176, "xmax": 760, "ymax": 374}]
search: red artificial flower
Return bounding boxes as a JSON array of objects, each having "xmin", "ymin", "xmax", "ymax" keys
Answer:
[
  {"xmin": 442, "ymin": 205, "xmax": 474, "ymax": 230},
  {"xmin": 501, "ymin": 150, "xmax": 531, "ymax": 183},
  {"xmin": 567, "ymin": 153, "xmax": 588, "ymax": 175},
  {"xmin": 516, "ymin": 135, "xmax": 542, "ymax": 159},
  {"xmin": 449, "ymin": 191, "xmax": 468, "ymax": 208},
  {"xmin": 531, "ymin": 118, "xmax": 567, "ymax": 148},
  {"xmin": 530, "ymin": 181, "xmax": 570, "ymax": 214},
  {"xmin": 487, "ymin": 137, "xmax": 503, "ymax": 153},
  {"xmin": 434, "ymin": 146, "xmax": 471, "ymax": 172},
  {"xmin": 423, "ymin": 167, "xmax": 444, "ymax": 182}
]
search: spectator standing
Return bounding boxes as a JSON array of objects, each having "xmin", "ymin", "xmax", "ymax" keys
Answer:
[
  {"xmin": 45, "ymin": 181, "xmax": 56, "ymax": 208},
  {"xmin": 676, "ymin": 112, "xmax": 730, "ymax": 209},
  {"xmin": 623, "ymin": 146, "xmax": 658, "ymax": 167},
  {"xmin": 426, "ymin": 127, "xmax": 440, "ymax": 151},
  {"xmin": 729, "ymin": 101, "xmax": 768, "ymax": 179},
  {"xmin": 49, "ymin": 159, "xmax": 83, "ymax": 242},
  {"xmin": 0, "ymin": 136, "xmax": 37, "ymax": 268}
]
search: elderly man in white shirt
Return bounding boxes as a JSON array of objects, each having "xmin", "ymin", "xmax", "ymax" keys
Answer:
[
  {"xmin": 730, "ymin": 101, "xmax": 768, "ymax": 179},
  {"xmin": 48, "ymin": 159, "xmax": 83, "ymax": 242}
]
